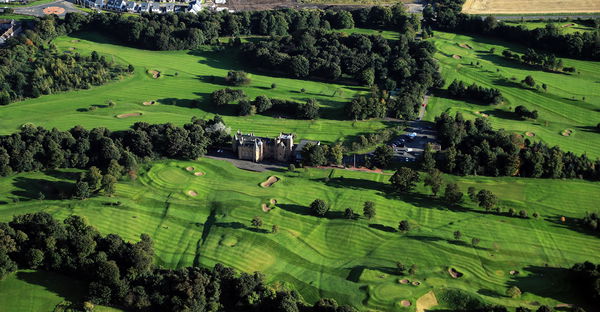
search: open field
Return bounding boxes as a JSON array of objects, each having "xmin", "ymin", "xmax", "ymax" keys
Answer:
[
  {"xmin": 425, "ymin": 31, "xmax": 600, "ymax": 158},
  {"xmin": 503, "ymin": 20, "xmax": 598, "ymax": 34},
  {"xmin": 0, "ymin": 31, "xmax": 387, "ymax": 144},
  {"xmin": 463, "ymin": 0, "xmax": 600, "ymax": 14},
  {"xmin": 1, "ymin": 158, "xmax": 599, "ymax": 310}
]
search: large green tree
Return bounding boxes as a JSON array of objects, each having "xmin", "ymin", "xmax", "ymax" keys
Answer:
[{"xmin": 389, "ymin": 167, "xmax": 420, "ymax": 193}]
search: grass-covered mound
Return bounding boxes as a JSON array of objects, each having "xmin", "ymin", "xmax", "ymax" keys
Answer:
[{"xmin": 0, "ymin": 158, "xmax": 598, "ymax": 310}]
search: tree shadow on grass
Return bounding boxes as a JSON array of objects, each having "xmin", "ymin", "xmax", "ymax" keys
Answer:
[
  {"xmin": 16, "ymin": 271, "xmax": 86, "ymax": 304},
  {"xmin": 346, "ymin": 265, "xmax": 399, "ymax": 283},
  {"xmin": 214, "ymin": 221, "xmax": 246, "ymax": 230},
  {"xmin": 407, "ymin": 235, "xmax": 444, "ymax": 242},
  {"xmin": 383, "ymin": 192, "xmax": 470, "ymax": 213},
  {"xmin": 278, "ymin": 203, "xmax": 312, "ymax": 216},
  {"xmin": 12, "ymin": 177, "xmax": 73, "ymax": 201},
  {"xmin": 369, "ymin": 223, "xmax": 397, "ymax": 233},
  {"xmin": 481, "ymin": 108, "xmax": 522, "ymax": 121},
  {"xmin": 507, "ymin": 265, "xmax": 588, "ymax": 307},
  {"xmin": 319, "ymin": 177, "xmax": 387, "ymax": 193},
  {"xmin": 477, "ymin": 288, "xmax": 502, "ymax": 298},
  {"xmin": 247, "ymin": 227, "xmax": 270, "ymax": 234},
  {"xmin": 576, "ymin": 125, "xmax": 600, "ymax": 134},
  {"xmin": 545, "ymin": 214, "xmax": 599, "ymax": 238}
]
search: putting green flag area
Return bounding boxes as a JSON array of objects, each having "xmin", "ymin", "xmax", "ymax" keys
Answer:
[{"xmin": 0, "ymin": 5, "xmax": 599, "ymax": 312}]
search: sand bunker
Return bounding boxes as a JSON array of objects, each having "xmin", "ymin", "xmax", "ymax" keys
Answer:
[
  {"xmin": 261, "ymin": 204, "xmax": 271, "ymax": 212},
  {"xmin": 475, "ymin": 111, "xmax": 489, "ymax": 118},
  {"xmin": 186, "ymin": 166, "xmax": 194, "ymax": 172},
  {"xmin": 148, "ymin": 70, "xmax": 161, "ymax": 79},
  {"xmin": 194, "ymin": 171, "xmax": 205, "ymax": 176},
  {"xmin": 399, "ymin": 279, "xmax": 410, "ymax": 284},
  {"xmin": 452, "ymin": 54, "xmax": 462, "ymax": 59},
  {"xmin": 116, "ymin": 113, "xmax": 142, "ymax": 118},
  {"xmin": 260, "ymin": 176, "xmax": 279, "ymax": 187},
  {"xmin": 68, "ymin": 47, "xmax": 76, "ymax": 51},
  {"xmin": 143, "ymin": 100, "xmax": 156, "ymax": 106},
  {"xmin": 525, "ymin": 131, "xmax": 535, "ymax": 137},
  {"xmin": 509, "ymin": 270, "xmax": 520, "ymax": 276},
  {"xmin": 412, "ymin": 281, "xmax": 421, "ymax": 286},
  {"xmin": 561, "ymin": 129, "xmax": 573, "ymax": 136},
  {"xmin": 448, "ymin": 267, "xmax": 463, "ymax": 278},
  {"xmin": 561, "ymin": 23, "xmax": 575, "ymax": 28},
  {"xmin": 70, "ymin": 40, "xmax": 80, "ymax": 43},
  {"xmin": 401, "ymin": 300, "xmax": 412, "ymax": 307},
  {"xmin": 187, "ymin": 190, "xmax": 198, "ymax": 197},
  {"xmin": 459, "ymin": 43, "xmax": 473, "ymax": 49},
  {"xmin": 270, "ymin": 199, "xmax": 278, "ymax": 205}
]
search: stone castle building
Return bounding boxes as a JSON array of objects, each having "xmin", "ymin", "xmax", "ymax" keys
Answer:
[{"xmin": 232, "ymin": 131, "xmax": 294, "ymax": 162}]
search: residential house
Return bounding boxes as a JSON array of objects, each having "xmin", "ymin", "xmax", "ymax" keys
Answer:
[
  {"xmin": 150, "ymin": 3, "xmax": 161, "ymax": 13},
  {"xmin": 92, "ymin": 0, "xmax": 104, "ymax": 8},
  {"xmin": 164, "ymin": 3, "xmax": 175, "ymax": 13},
  {"xmin": 125, "ymin": 1, "xmax": 137, "ymax": 12},
  {"xmin": 187, "ymin": 0, "xmax": 201, "ymax": 13},
  {"xmin": 139, "ymin": 2, "xmax": 150, "ymax": 12},
  {"xmin": 106, "ymin": 0, "xmax": 126, "ymax": 10}
]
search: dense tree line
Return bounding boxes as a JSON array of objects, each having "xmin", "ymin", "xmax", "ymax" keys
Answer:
[
  {"xmin": 350, "ymin": 5, "xmax": 420, "ymax": 35},
  {"xmin": 447, "ymin": 79, "xmax": 503, "ymax": 105},
  {"xmin": 0, "ymin": 116, "xmax": 229, "ymax": 177},
  {"xmin": 56, "ymin": 8, "xmax": 359, "ymax": 51},
  {"xmin": 0, "ymin": 17, "xmax": 131, "ymax": 105},
  {"xmin": 423, "ymin": 0, "xmax": 600, "ymax": 60},
  {"xmin": 433, "ymin": 112, "xmax": 600, "ymax": 180},
  {"xmin": 0, "ymin": 212, "xmax": 357, "ymax": 312}
]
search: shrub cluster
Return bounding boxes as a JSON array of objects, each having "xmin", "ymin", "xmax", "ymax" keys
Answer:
[
  {"xmin": 210, "ymin": 88, "xmax": 246, "ymax": 106},
  {"xmin": 238, "ymin": 95, "xmax": 320, "ymax": 120},
  {"xmin": 447, "ymin": 79, "xmax": 503, "ymax": 105},
  {"xmin": 514, "ymin": 105, "xmax": 538, "ymax": 120}
]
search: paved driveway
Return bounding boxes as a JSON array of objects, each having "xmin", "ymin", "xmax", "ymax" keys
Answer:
[{"xmin": 14, "ymin": 0, "xmax": 84, "ymax": 17}]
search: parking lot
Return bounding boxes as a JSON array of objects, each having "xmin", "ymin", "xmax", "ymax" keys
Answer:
[{"xmin": 389, "ymin": 121, "xmax": 438, "ymax": 162}]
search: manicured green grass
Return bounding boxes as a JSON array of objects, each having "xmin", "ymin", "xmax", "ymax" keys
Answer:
[
  {"xmin": 1, "ymin": 158, "xmax": 598, "ymax": 310},
  {"xmin": 2, "ymin": 0, "xmax": 55, "ymax": 6},
  {"xmin": 0, "ymin": 13, "xmax": 35, "ymax": 22},
  {"xmin": 0, "ymin": 270, "xmax": 123, "ymax": 312},
  {"xmin": 425, "ymin": 31, "xmax": 600, "ymax": 158},
  {"xmin": 0, "ymin": 31, "xmax": 388, "ymax": 144},
  {"xmin": 503, "ymin": 20, "xmax": 598, "ymax": 34}
]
